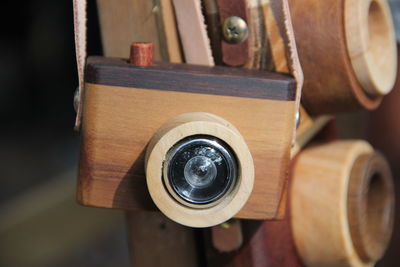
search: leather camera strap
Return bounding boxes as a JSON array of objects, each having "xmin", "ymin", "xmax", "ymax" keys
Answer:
[{"xmin": 73, "ymin": 0, "xmax": 87, "ymax": 130}]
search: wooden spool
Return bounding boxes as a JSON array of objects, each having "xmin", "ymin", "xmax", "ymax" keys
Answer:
[
  {"xmin": 145, "ymin": 113, "xmax": 254, "ymax": 228},
  {"xmin": 291, "ymin": 141, "xmax": 394, "ymax": 266},
  {"xmin": 129, "ymin": 42, "xmax": 154, "ymax": 66},
  {"xmin": 289, "ymin": 0, "xmax": 397, "ymax": 114}
]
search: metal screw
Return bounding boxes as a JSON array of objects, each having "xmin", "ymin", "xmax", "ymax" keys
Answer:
[
  {"xmin": 220, "ymin": 219, "xmax": 235, "ymax": 229},
  {"xmin": 222, "ymin": 16, "xmax": 249, "ymax": 44}
]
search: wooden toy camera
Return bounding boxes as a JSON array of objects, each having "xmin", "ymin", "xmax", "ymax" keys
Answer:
[{"xmin": 77, "ymin": 43, "xmax": 297, "ymax": 227}]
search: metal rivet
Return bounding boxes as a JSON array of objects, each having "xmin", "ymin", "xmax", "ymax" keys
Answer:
[
  {"xmin": 222, "ymin": 16, "xmax": 249, "ymax": 44},
  {"xmin": 296, "ymin": 110, "xmax": 301, "ymax": 129},
  {"xmin": 220, "ymin": 219, "xmax": 235, "ymax": 229}
]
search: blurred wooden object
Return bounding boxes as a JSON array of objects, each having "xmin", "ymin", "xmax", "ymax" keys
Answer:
[
  {"xmin": 289, "ymin": 0, "xmax": 397, "ymax": 114},
  {"xmin": 367, "ymin": 44, "xmax": 400, "ymax": 266},
  {"xmin": 204, "ymin": 122, "xmax": 338, "ymax": 267},
  {"xmin": 97, "ymin": 0, "xmax": 182, "ymax": 63},
  {"xmin": 211, "ymin": 220, "xmax": 243, "ymax": 252},
  {"xmin": 291, "ymin": 141, "xmax": 394, "ymax": 267},
  {"xmin": 205, "ymin": 217, "xmax": 302, "ymax": 267},
  {"xmin": 345, "ymin": 0, "xmax": 397, "ymax": 95},
  {"xmin": 126, "ymin": 212, "xmax": 199, "ymax": 267}
]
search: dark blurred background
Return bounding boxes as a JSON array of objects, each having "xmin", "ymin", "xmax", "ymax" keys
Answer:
[
  {"xmin": 0, "ymin": 1, "xmax": 129, "ymax": 266},
  {"xmin": 0, "ymin": 1, "xmax": 399, "ymax": 266}
]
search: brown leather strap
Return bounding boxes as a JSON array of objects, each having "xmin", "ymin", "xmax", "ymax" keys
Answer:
[
  {"xmin": 173, "ymin": 0, "xmax": 214, "ymax": 66},
  {"xmin": 216, "ymin": 0, "xmax": 249, "ymax": 66}
]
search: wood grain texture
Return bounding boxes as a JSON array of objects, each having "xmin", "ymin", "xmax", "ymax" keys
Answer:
[
  {"xmin": 367, "ymin": 44, "xmax": 400, "ymax": 266},
  {"xmin": 129, "ymin": 42, "xmax": 154, "ymax": 66},
  {"xmin": 145, "ymin": 113, "xmax": 254, "ymax": 227},
  {"xmin": 288, "ymin": 0, "xmax": 384, "ymax": 114},
  {"xmin": 85, "ymin": 57, "xmax": 296, "ymax": 101},
  {"xmin": 345, "ymin": 0, "xmax": 397, "ymax": 95},
  {"xmin": 78, "ymin": 80, "xmax": 296, "ymax": 219},
  {"xmin": 291, "ymin": 141, "xmax": 394, "ymax": 267},
  {"xmin": 126, "ymin": 211, "xmax": 199, "ymax": 267},
  {"xmin": 262, "ymin": 2, "xmax": 289, "ymax": 73},
  {"xmin": 347, "ymin": 152, "xmax": 394, "ymax": 263},
  {"xmin": 157, "ymin": 0, "xmax": 183, "ymax": 63},
  {"xmin": 216, "ymin": 0, "xmax": 250, "ymax": 66},
  {"xmin": 96, "ymin": 0, "xmax": 182, "ymax": 62}
]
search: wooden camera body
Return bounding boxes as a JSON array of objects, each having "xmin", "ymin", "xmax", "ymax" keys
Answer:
[{"xmin": 77, "ymin": 56, "xmax": 297, "ymax": 227}]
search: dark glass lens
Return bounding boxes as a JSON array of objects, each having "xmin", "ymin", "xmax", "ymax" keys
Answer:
[{"xmin": 164, "ymin": 136, "xmax": 237, "ymax": 205}]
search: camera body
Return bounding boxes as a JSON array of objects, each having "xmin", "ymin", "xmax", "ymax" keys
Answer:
[{"xmin": 77, "ymin": 56, "xmax": 297, "ymax": 227}]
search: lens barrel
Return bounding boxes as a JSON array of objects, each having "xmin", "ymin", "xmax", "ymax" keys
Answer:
[{"xmin": 164, "ymin": 135, "xmax": 238, "ymax": 206}]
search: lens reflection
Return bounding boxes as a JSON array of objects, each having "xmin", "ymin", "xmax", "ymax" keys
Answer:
[{"xmin": 184, "ymin": 156, "xmax": 217, "ymax": 188}]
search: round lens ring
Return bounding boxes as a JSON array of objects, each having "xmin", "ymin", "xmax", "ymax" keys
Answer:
[{"xmin": 163, "ymin": 135, "xmax": 238, "ymax": 206}]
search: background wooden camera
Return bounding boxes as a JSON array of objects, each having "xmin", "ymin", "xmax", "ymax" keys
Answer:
[{"xmin": 77, "ymin": 56, "xmax": 297, "ymax": 227}]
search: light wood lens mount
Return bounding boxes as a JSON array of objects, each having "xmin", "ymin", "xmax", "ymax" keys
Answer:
[{"xmin": 145, "ymin": 113, "xmax": 254, "ymax": 228}]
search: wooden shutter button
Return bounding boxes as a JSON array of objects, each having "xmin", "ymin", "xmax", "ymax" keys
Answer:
[{"xmin": 129, "ymin": 42, "xmax": 154, "ymax": 66}]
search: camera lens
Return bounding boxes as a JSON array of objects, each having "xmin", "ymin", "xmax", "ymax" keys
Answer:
[
  {"xmin": 164, "ymin": 135, "xmax": 238, "ymax": 206},
  {"xmin": 184, "ymin": 156, "xmax": 217, "ymax": 188}
]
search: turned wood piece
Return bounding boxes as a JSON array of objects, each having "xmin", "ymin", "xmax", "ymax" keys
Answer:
[
  {"xmin": 129, "ymin": 42, "xmax": 154, "ymax": 66},
  {"xmin": 367, "ymin": 44, "xmax": 400, "ymax": 265},
  {"xmin": 347, "ymin": 152, "xmax": 394, "ymax": 263},
  {"xmin": 145, "ymin": 113, "xmax": 254, "ymax": 227},
  {"xmin": 345, "ymin": 0, "xmax": 397, "ymax": 95},
  {"xmin": 291, "ymin": 141, "xmax": 394, "ymax": 267},
  {"xmin": 289, "ymin": 0, "xmax": 397, "ymax": 114}
]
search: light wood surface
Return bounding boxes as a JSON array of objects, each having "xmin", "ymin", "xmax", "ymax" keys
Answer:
[
  {"xmin": 347, "ymin": 152, "xmax": 394, "ymax": 263},
  {"xmin": 78, "ymin": 82, "xmax": 296, "ymax": 220},
  {"xmin": 345, "ymin": 0, "xmax": 397, "ymax": 95},
  {"xmin": 96, "ymin": 0, "xmax": 182, "ymax": 62},
  {"xmin": 145, "ymin": 113, "xmax": 254, "ymax": 227},
  {"xmin": 126, "ymin": 211, "xmax": 198, "ymax": 267},
  {"xmin": 158, "ymin": 0, "xmax": 183, "ymax": 63},
  {"xmin": 291, "ymin": 141, "xmax": 394, "ymax": 267}
]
